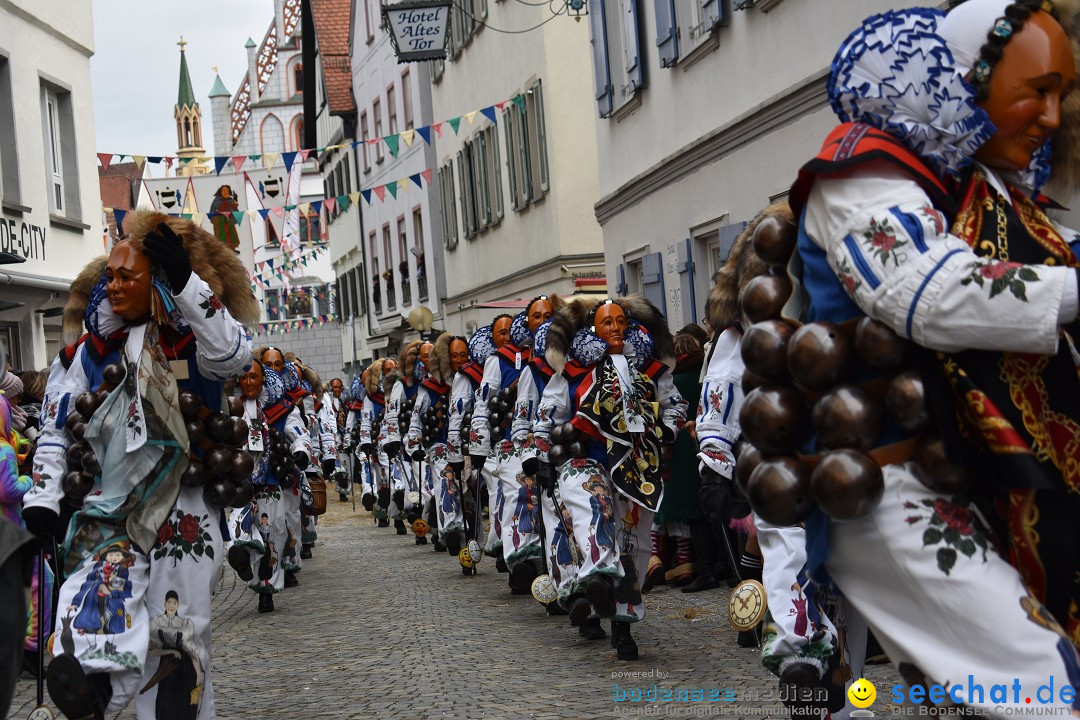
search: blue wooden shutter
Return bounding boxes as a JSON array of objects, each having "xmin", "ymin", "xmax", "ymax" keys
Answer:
[
  {"xmin": 589, "ymin": 0, "xmax": 614, "ymax": 118},
  {"xmin": 654, "ymin": 0, "xmax": 678, "ymax": 68},
  {"xmin": 615, "ymin": 263, "xmax": 628, "ymax": 296},
  {"xmin": 676, "ymin": 237, "xmax": 697, "ymax": 324},
  {"xmin": 700, "ymin": 0, "xmax": 722, "ymax": 32},
  {"xmin": 642, "ymin": 252, "xmax": 666, "ymax": 318},
  {"xmin": 623, "ymin": 0, "xmax": 644, "ymax": 92}
]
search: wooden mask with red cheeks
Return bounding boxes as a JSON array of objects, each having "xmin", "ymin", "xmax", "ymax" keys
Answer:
[
  {"xmin": 383, "ymin": 359, "xmax": 397, "ymax": 374},
  {"xmin": 330, "ymin": 379, "xmax": 344, "ymax": 397},
  {"xmin": 594, "ymin": 302, "xmax": 627, "ymax": 355},
  {"xmin": 262, "ymin": 348, "xmax": 285, "ymax": 374},
  {"xmin": 492, "ymin": 316, "xmax": 512, "ymax": 348},
  {"xmin": 975, "ymin": 10, "xmax": 1076, "ymax": 172},
  {"xmin": 419, "ymin": 343, "xmax": 434, "ymax": 367},
  {"xmin": 527, "ymin": 298, "xmax": 555, "ymax": 334},
  {"xmin": 106, "ymin": 241, "xmax": 153, "ymax": 323},
  {"xmin": 239, "ymin": 361, "xmax": 265, "ymax": 399},
  {"xmin": 450, "ymin": 339, "xmax": 469, "ymax": 373}
]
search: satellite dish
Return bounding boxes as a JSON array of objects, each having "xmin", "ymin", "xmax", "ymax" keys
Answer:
[{"xmin": 406, "ymin": 306, "xmax": 434, "ymax": 332}]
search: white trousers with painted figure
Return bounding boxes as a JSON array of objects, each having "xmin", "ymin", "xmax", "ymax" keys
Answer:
[
  {"xmin": 355, "ymin": 454, "xmax": 376, "ymax": 499},
  {"xmin": 281, "ymin": 484, "xmax": 302, "ymax": 571},
  {"xmin": 494, "ymin": 441, "xmax": 541, "ymax": 566},
  {"xmin": 757, "ymin": 518, "xmax": 868, "ymax": 720},
  {"xmin": 418, "ymin": 459, "xmax": 434, "ymax": 511},
  {"xmin": 426, "ymin": 445, "xmax": 463, "ymax": 540},
  {"xmin": 827, "ymin": 462, "xmax": 1080, "ymax": 719},
  {"xmin": 480, "ymin": 452, "xmax": 503, "ymax": 555},
  {"xmin": 135, "ymin": 486, "xmax": 224, "ymax": 720},
  {"xmin": 542, "ymin": 480, "xmax": 580, "ymax": 599},
  {"xmin": 556, "ymin": 458, "xmax": 652, "ymax": 622},
  {"xmin": 246, "ymin": 485, "xmax": 287, "ymax": 593}
]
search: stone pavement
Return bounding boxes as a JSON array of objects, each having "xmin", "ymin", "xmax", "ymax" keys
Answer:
[{"xmin": 8, "ymin": 498, "xmax": 899, "ymax": 720}]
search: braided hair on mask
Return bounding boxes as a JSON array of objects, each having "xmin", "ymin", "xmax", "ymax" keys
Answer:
[{"xmin": 949, "ymin": 0, "xmax": 1060, "ymax": 102}]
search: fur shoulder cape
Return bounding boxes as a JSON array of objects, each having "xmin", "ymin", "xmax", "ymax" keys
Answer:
[
  {"xmin": 544, "ymin": 295, "xmax": 674, "ymax": 374},
  {"xmin": 428, "ymin": 332, "xmax": 453, "ymax": 385}
]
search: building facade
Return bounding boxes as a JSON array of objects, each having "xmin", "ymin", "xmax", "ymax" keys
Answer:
[
  {"xmin": 348, "ymin": 0, "xmax": 445, "ymax": 360},
  {"xmin": 588, "ymin": 0, "xmax": 926, "ymax": 328},
  {"xmin": 429, "ymin": 0, "xmax": 604, "ymax": 335},
  {"xmin": 0, "ymin": 0, "xmax": 103, "ymax": 370}
]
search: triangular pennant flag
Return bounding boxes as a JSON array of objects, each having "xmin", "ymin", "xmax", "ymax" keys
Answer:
[
  {"xmin": 373, "ymin": 186, "xmax": 386, "ymax": 202},
  {"xmin": 282, "ymin": 151, "xmax": 298, "ymax": 173},
  {"xmin": 247, "ymin": 154, "xmax": 261, "ymax": 162},
  {"xmin": 112, "ymin": 208, "xmax": 127, "ymax": 230},
  {"xmin": 300, "ymin": 149, "xmax": 313, "ymax": 161},
  {"xmin": 448, "ymin": 117, "xmax": 462, "ymax": 134},
  {"xmin": 361, "ymin": 189, "xmax": 373, "ymax": 204},
  {"xmin": 495, "ymin": 101, "xmax": 507, "ymax": 111},
  {"xmin": 512, "ymin": 94, "xmax": 527, "ymax": 112},
  {"xmin": 193, "ymin": 213, "xmax": 206, "ymax": 224},
  {"xmin": 400, "ymin": 130, "xmax": 415, "ymax": 147},
  {"xmin": 147, "ymin": 156, "xmax": 163, "ymax": 164},
  {"xmin": 214, "ymin": 156, "xmax": 229, "ymax": 174},
  {"xmin": 298, "ymin": 202, "xmax": 311, "ymax": 214},
  {"xmin": 323, "ymin": 197, "xmax": 337, "ymax": 214},
  {"xmin": 337, "ymin": 194, "xmax": 351, "ymax": 213},
  {"xmin": 181, "ymin": 213, "xmax": 192, "ymax": 220},
  {"xmin": 247, "ymin": 209, "xmax": 260, "ymax": 219},
  {"xmin": 384, "ymin": 135, "xmax": 399, "ymax": 158},
  {"xmin": 97, "ymin": 153, "xmax": 113, "ymax": 173},
  {"xmin": 165, "ymin": 157, "xmax": 174, "ymax": 171},
  {"xmin": 386, "ymin": 183, "xmax": 398, "ymax": 199},
  {"xmin": 258, "ymin": 208, "xmax": 270, "ymax": 219},
  {"xmin": 409, "ymin": 173, "xmax": 423, "ymax": 189},
  {"xmin": 464, "ymin": 111, "xmax": 478, "ymax": 126},
  {"xmin": 267, "ymin": 259, "xmax": 275, "ymax": 270},
  {"xmin": 311, "ymin": 200, "xmax": 322, "ymax": 215},
  {"xmin": 132, "ymin": 156, "xmax": 146, "ymax": 170},
  {"xmin": 431, "ymin": 122, "xmax": 443, "ymax": 137},
  {"xmin": 397, "ymin": 178, "xmax": 409, "ymax": 192},
  {"xmin": 262, "ymin": 153, "xmax": 280, "ymax": 171},
  {"xmin": 420, "ymin": 168, "xmax": 433, "ymax": 185},
  {"xmin": 179, "ymin": 156, "xmax": 193, "ymax": 164},
  {"xmin": 271, "ymin": 206, "xmax": 284, "ymax": 218},
  {"xmin": 349, "ymin": 191, "xmax": 361, "ymax": 206},
  {"xmin": 284, "ymin": 204, "xmax": 296, "ymax": 211},
  {"xmin": 416, "ymin": 126, "xmax": 431, "ymax": 145},
  {"xmin": 115, "ymin": 155, "xmax": 127, "ymax": 163},
  {"xmin": 232, "ymin": 156, "xmax": 246, "ymax": 173},
  {"xmin": 232, "ymin": 211, "xmax": 245, "ymax": 227},
  {"xmin": 480, "ymin": 106, "xmax": 497, "ymax": 125}
]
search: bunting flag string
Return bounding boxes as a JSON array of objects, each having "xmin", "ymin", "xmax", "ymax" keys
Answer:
[
  {"xmin": 96, "ymin": 92, "xmax": 531, "ymax": 174},
  {"xmin": 256, "ymin": 314, "xmax": 337, "ymax": 335}
]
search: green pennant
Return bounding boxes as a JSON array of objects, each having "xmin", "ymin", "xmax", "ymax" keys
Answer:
[
  {"xmin": 232, "ymin": 211, "xmax": 245, "ymax": 227},
  {"xmin": 181, "ymin": 213, "xmax": 192, "ymax": 220},
  {"xmin": 448, "ymin": 116, "xmax": 462, "ymax": 135},
  {"xmin": 338, "ymin": 194, "xmax": 351, "ymax": 213},
  {"xmin": 386, "ymin": 182, "xmax": 398, "ymax": 199},
  {"xmin": 511, "ymin": 94, "xmax": 526, "ymax": 112},
  {"xmin": 384, "ymin": 135, "xmax": 399, "ymax": 158},
  {"xmin": 179, "ymin": 156, "xmax": 193, "ymax": 164}
]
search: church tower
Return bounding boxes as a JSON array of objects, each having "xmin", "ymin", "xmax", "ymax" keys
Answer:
[{"xmin": 174, "ymin": 37, "xmax": 209, "ymax": 176}]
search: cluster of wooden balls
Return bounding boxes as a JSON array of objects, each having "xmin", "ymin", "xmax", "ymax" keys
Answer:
[
  {"xmin": 398, "ymin": 397, "xmax": 416, "ymax": 444},
  {"xmin": 266, "ymin": 428, "xmax": 299, "ymax": 488},
  {"xmin": 61, "ymin": 363, "xmax": 128, "ymax": 504},
  {"xmin": 420, "ymin": 397, "xmax": 447, "ymax": 448},
  {"xmin": 179, "ymin": 391, "xmax": 256, "ymax": 510},
  {"xmin": 547, "ymin": 422, "xmax": 586, "ymax": 467},
  {"xmin": 487, "ymin": 387, "xmax": 516, "ymax": 435},
  {"xmin": 734, "ymin": 217, "xmax": 970, "ymax": 527}
]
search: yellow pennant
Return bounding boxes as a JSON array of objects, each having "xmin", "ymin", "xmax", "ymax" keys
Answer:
[
  {"xmin": 132, "ymin": 156, "xmax": 146, "ymax": 170},
  {"xmin": 464, "ymin": 111, "xmax": 478, "ymax": 126},
  {"xmin": 263, "ymin": 153, "xmax": 280, "ymax": 171},
  {"xmin": 400, "ymin": 130, "xmax": 415, "ymax": 147},
  {"xmin": 397, "ymin": 178, "xmax": 409, "ymax": 191}
]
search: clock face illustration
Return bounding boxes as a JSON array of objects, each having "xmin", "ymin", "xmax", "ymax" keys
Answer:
[{"xmin": 728, "ymin": 579, "xmax": 767, "ymax": 630}]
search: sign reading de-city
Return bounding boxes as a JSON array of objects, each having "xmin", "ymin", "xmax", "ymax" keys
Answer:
[
  {"xmin": 0, "ymin": 215, "xmax": 46, "ymax": 261},
  {"xmin": 385, "ymin": 1, "xmax": 450, "ymax": 60}
]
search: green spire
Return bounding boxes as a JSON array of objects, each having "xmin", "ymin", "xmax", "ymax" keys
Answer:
[
  {"xmin": 209, "ymin": 74, "xmax": 230, "ymax": 98},
  {"xmin": 177, "ymin": 39, "xmax": 197, "ymax": 110}
]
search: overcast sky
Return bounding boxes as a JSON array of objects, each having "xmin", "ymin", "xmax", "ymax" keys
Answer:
[{"xmin": 91, "ymin": 0, "xmax": 276, "ymax": 173}]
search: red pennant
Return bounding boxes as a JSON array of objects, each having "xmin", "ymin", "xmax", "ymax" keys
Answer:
[
  {"xmin": 165, "ymin": 157, "xmax": 174, "ymax": 171},
  {"xmin": 420, "ymin": 169, "xmax": 433, "ymax": 185},
  {"xmin": 97, "ymin": 153, "xmax": 113, "ymax": 173},
  {"xmin": 495, "ymin": 101, "xmax": 507, "ymax": 112},
  {"xmin": 232, "ymin": 156, "xmax": 246, "ymax": 174},
  {"xmin": 323, "ymin": 197, "xmax": 337, "ymax": 214},
  {"xmin": 431, "ymin": 123, "xmax": 443, "ymax": 137},
  {"xmin": 373, "ymin": 186, "xmax": 386, "ymax": 201},
  {"xmin": 300, "ymin": 149, "xmax": 313, "ymax": 161}
]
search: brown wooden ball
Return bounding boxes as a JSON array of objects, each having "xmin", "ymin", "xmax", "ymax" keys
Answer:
[
  {"xmin": 231, "ymin": 480, "xmax": 256, "ymax": 508},
  {"xmin": 787, "ymin": 322, "xmax": 854, "ymax": 391},
  {"xmin": 913, "ymin": 435, "xmax": 972, "ymax": 494},
  {"xmin": 854, "ymin": 317, "xmax": 909, "ymax": 370},
  {"xmin": 751, "ymin": 215, "xmax": 797, "ymax": 267},
  {"xmin": 810, "ymin": 449, "xmax": 884, "ymax": 520},
  {"xmin": 80, "ymin": 450, "xmax": 100, "ymax": 476},
  {"xmin": 180, "ymin": 459, "xmax": 205, "ymax": 488},
  {"xmin": 278, "ymin": 471, "xmax": 295, "ymax": 489},
  {"xmin": 740, "ymin": 320, "xmax": 795, "ymax": 383},
  {"xmin": 71, "ymin": 421, "xmax": 87, "ymax": 441},
  {"xmin": 741, "ymin": 367, "xmax": 768, "ymax": 395},
  {"xmin": 228, "ymin": 417, "xmax": 249, "ymax": 448},
  {"xmin": 62, "ymin": 470, "xmax": 94, "ymax": 500},
  {"xmin": 885, "ymin": 371, "xmax": 931, "ymax": 432},
  {"xmin": 74, "ymin": 392, "xmax": 98, "ymax": 419},
  {"xmin": 95, "ymin": 389, "xmax": 111, "ymax": 409},
  {"xmin": 733, "ymin": 441, "xmax": 763, "ymax": 493},
  {"xmin": 64, "ymin": 411, "xmax": 84, "ymax": 433},
  {"xmin": 567, "ymin": 441, "xmax": 586, "ymax": 459},
  {"xmin": 203, "ymin": 479, "xmax": 237, "ymax": 509},
  {"xmin": 746, "ymin": 455, "xmax": 814, "ymax": 526},
  {"xmin": 206, "ymin": 446, "xmax": 234, "ymax": 477},
  {"xmin": 811, "ymin": 385, "xmax": 883, "ymax": 451},
  {"xmin": 232, "ymin": 449, "xmax": 255, "ymax": 479},
  {"xmin": 548, "ymin": 444, "xmax": 569, "ymax": 467},
  {"xmin": 65, "ymin": 442, "xmax": 89, "ymax": 469},
  {"xmin": 102, "ymin": 363, "xmax": 126, "ymax": 389},
  {"xmin": 739, "ymin": 385, "xmax": 810, "ymax": 456},
  {"xmin": 185, "ymin": 419, "xmax": 205, "ymax": 444},
  {"xmin": 741, "ymin": 275, "xmax": 793, "ymax": 324},
  {"xmin": 227, "ymin": 396, "xmax": 245, "ymax": 417},
  {"xmin": 179, "ymin": 391, "xmax": 202, "ymax": 419}
]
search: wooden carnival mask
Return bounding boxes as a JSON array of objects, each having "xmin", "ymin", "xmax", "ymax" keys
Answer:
[
  {"xmin": 262, "ymin": 348, "xmax": 285, "ymax": 374},
  {"xmin": 594, "ymin": 301, "xmax": 627, "ymax": 355},
  {"xmin": 239, "ymin": 361, "xmax": 265, "ymax": 399},
  {"xmin": 975, "ymin": 10, "xmax": 1075, "ymax": 172},
  {"xmin": 527, "ymin": 297, "xmax": 555, "ymax": 334},
  {"xmin": 450, "ymin": 338, "xmax": 469, "ymax": 373},
  {"xmin": 419, "ymin": 342, "xmax": 435, "ymax": 368},
  {"xmin": 106, "ymin": 241, "xmax": 153, "ymax": 323},
  {"xmin": 492, "ymin": 316, "xmax": 512, "ymax": 349}
]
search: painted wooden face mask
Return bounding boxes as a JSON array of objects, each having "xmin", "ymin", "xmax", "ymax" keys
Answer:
[
  {"xmin": 106, "ymin": 241, "xmax": 153, "ymax": 323},
  {"xmin": 492, "ymin": 316, "xmax": 512, "ymax": 349},
  {"xmin": 239, "ymin": 361, "xmax": 265, "ymax": 399},
  {"xmin": 594, "ymin": 302, "xmax": 627, "ymax": 355},
  {"xmin": 420, "ymin": 343, "xmax": 434, "ymax": 368},
  {"xmin": 450, "ymin": 339, "xmax": 468, "ymax": 373},
  {"xmin": 528, "ymin": 298, "xmax": 554, "ymax": 334},
  {"xmin": 262, "ymin": 348, "xmax": 285, "ymax": 374}
]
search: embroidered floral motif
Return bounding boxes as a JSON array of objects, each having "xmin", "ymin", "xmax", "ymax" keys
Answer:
[
  {"xmin": 198, "ymin": 293, "xmax": 224, "ymax": 319},
  {"xmin": 960, "ymin": 261, "xmax": 1039, "ymax": 301},
  {"xmin": 903, "ymin": 497, "xmax": 989, "ymax": 575},
  {"xmin": 126, "ymin": 399, "xmax": 142, "ymax": 437},
  {"xmin": 153, "ymin": 510, "xmax": 215, "ymax": 567},
  {"xmin": 922, "ymin": 205, "xmax": 945, "ymax": 235},
  {"xmin": 33, "ymin": 472, "xmax": 48, "ymax": 491},
  {"xmin": 836, "ymin": 257, "xmax": 863, "ymax": 298},
  {"xmin": 864, "ymin": 217, "xmax": 907, "ymax": 266}
]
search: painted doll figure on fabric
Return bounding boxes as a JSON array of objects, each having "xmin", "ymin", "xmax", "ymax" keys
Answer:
[
  {"xmin": 764, "ymin": 0, "xmax": 1080, "ymax": 716},
  {"xmin": 22, "ymin": 211, "xmax": 255, "ymax": 720},
  {"xmin": 142, "ymin": 589, "xmax": 201, "ymax": 720}
]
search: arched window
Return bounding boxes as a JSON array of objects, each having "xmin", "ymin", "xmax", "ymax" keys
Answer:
[
  {"xmin": 293, "ymin": 63, "xmax": 303, "ymax": 95},
  {"xmin": 184, "ymin": 118, "xmax": 192, "ymax": 147},
  {"xmin": 260, "ymin": 113, "xmax": 284, "ymax": 154},
  {"xmin": 193, "ymin": 121, "xmax": 201, "ymax": 147},
  {"xmin": 294, "ymin": 118, "xmax": 304, "ymax": 151}
]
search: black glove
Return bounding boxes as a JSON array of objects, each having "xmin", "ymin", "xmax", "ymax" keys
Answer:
[
  {"xmin": 22, "ymin": 506, "xmax": 62, "ymax": 543},
  {"xmin": 469, "ymin": 455, "xmax": 486, "ymax": 471},
  {"xmin": 536, "ymin": 462, "xmax": 555, "ymax": 493},
  {"xmin": 293, "ymin": 452, "xmax": 309, "ymax": 471},
  {"xmin": 384, "ymin": 441, "xmax": 401, "ymax": 458},
  {"xmin": 449, "ymin": 461, "xmax": 464, "ymax": 477},
  {"xmin": 520, "ymin": 456, "xmax": 539, "ymax": 477},
  {"xmin": 411, "ymin": 449, "xmax": 425, "ymax": 462},
  {"xmin": 321, "ymin": 459, "xmax": 335, "ymax": 477},
  {"xmin": 142, "ymin": 222, "xmax": 192, "ymax": 291},
  {"xmin": 360, "ymin": 442, "xmax": 373, "ymax": 454}
]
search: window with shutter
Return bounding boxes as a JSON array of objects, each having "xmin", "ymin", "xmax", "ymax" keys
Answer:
[
  {"xmin": 700, "ymin": 0, "xmax": 721, "ymax": 33},
  {"xmin": 531, "ymin": 81, "xmax": 550, "ymax": 193},
  {"xmin": 503, "ymin": 106, "xmax": 519, "ymax": 210},
  {"xmin": 641, "ymin": 252, "xmax": 666, "ymax": 318},
  {"xmin": 676, "ymin": 237, "xmax": 697, "ymax": 324},
  {"xmin": 457, "ymin": 150, "xmax": 470, "ymax": 239},
  {"xmin": 655, "ymin": 0, "xmax": 679, "ymax": 67},
  {"xmin": 489, "ymin": 125, "xmax": 504, "ymax": 219},
  {"xmin": 615, "ymin": 264, "xmax": 628, "ymax": 296},
  {"xmin": 589, "ymin": 0, "xmax": 614, "ymax": 118},
  {"xmin": 622, "ymin": 0, "xmax": 643, "ymax": 93}
]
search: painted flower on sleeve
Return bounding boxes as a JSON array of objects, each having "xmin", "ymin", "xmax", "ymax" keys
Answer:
[
  {"xmin": 835, "ymin": 257, "xmax": 863, "ymax": 298},
  {"xmin": 961, "ymin": 261, "xmax": 1039, "ymax": 301},
  {"xmin": 864, "ymin": 216, "xmax": 907, "ymax": 266},
  {"xmin": 198, "ymin": 293, "xmax": 225, "ymax": 319}
]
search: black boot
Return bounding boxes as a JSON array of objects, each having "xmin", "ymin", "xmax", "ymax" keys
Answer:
[
  {"xmin": 227, "ymin": 545, "xmax": 253, "ymax": 582},
  {"xmin": 509, "ymin": 560, "xmax": 538, "ymax": 594},
  {"xmin": 415, "ymin": 535, "xmax": 428, "ymax": 545},
  {"xmin": 258, "ymin": 593, "xmax": 275, "ymax": 613},
  {"xmin": 779, "ymin": 661, "xmax": 825, "ymax": 714},
  {"xmin": 284, "ymin": 570, "xmax": 299, "ymax": 588},
  {"xmin": 444, "ymin": 532, "xmax": 462, "ymax": 556},
  {"xmin": 579, "ymin": 617, "xmax": 607, "ymax": 641},
  {"xmin": 433, "ymin": 540, "xmax": 446, "ymax": 552},
  {"xmin": 545, "ymin": 602, "xmax": 568, "ymax": 617},
  {"xmin": 567, "ymin": 595, "xmax": 591, "ymax": 627},
  {"xmin": 394, "ymin": 518, "xmax": 407, "ymax": 535},
  {"xmin": 681, "ymin": 570, "xmax": 719, "ymax": 593},
  {"xmin": 362, "ymin": 492, "xmax": 375, "ymax": 511},
  {"xmin": 46, "ymin": 654, "xmax": 111, "ymax": 720},
  {"xmin": 339, "ymin": 492, "xmax": 349, "ymax": 502},
  {"xmin": 611, "ymin": 621, "xmax": 639, "ymax": 661},
  {"xmin": 495, "ymin": 556, "xmax": 508, "ymax": 573},
  {"xmin": 300, "ymin": 544, "xmax": 313, "ymax": 560},
  {"xmin": 682, "ymin": 519, "xmax": 720, "ymax": 593},
  {"xmin": 377, "ymin": 518, "xmax": 389, "ymax": 528},
  {"xmin": 585, "ymin": 575, "xmax": 616, "ymax": 618}
]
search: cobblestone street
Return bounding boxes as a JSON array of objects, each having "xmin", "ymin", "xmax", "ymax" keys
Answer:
[{"xmin": 9, "ymin": 498, "xmax": 898, "ymax": 720}]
